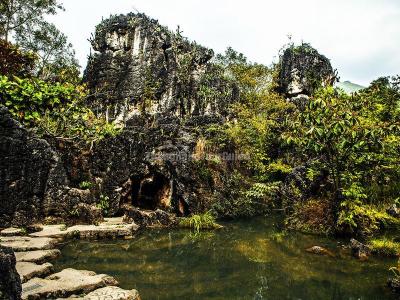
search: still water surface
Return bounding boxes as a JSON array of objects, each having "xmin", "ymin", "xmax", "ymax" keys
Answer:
[{"xmin": 55, "ymin": 217, "xmax": 397, "ymax": 299}]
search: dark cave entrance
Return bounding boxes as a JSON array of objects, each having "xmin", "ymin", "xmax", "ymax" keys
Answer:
[{"xmin": 132, "ymin": 173, "xmax": 172, "ymax": 210}]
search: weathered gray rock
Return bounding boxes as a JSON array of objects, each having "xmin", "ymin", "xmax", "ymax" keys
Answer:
[
  {"xmin": 305, "ymin": 246, "xmax": 335, "ymax": 257},
  {"xmin": 22, "ymin": 268, "xmax": 118, "ymax": 300},
  {"xmin": 350, "ymin": 238, "xmax": 371, "ymax": 260},
  {"xmin": 0, "ymin": 236, "xmax": 58, "ymax": 251},
  {"xmin": 82, "ymin": 286, "xmax": 140, "ymax": 300},
  {"xmin": 15, "ymin": 250, "xmax": 61, "ymax": 264},
  {"xmin": 123, "ymin": 206, "xmax": 177, "ymax": 227},
  {"xmin": 16, "ymin": 262, "xmax": 53, "ymax": 283},
  {"xmin": 277, "ymin": 43, "xmax": 337, "ymax": 98},
  {"xmin": 67, "ymin": 203, "xmax": 104, "ymax": 225},
  {"xmin": 0, "ymin": 246, "xmax": 22, "ymax": 300}
]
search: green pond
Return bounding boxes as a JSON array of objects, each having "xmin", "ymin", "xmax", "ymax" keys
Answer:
[{"xmin": 54, "ymin": 217, "xmax": 397, "ymax": 300}]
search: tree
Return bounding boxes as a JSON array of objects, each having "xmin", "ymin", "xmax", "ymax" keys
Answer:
[
  {"xmin": 16, "ymin": 21, "xmax": 80, "ymax": 82},
  {"xmin": 0, "ymin": 0, "xmax": 63, "ymax": 42},
  {"xmin": 0, "ymin": 0, "xmax": 79, "ymax": 82},
  {"xmin": 287, "ymin": 87, "xmax": 396, "ymax": 211}
]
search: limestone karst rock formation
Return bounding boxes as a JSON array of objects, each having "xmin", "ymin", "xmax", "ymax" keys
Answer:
[
  {"xmin": 84, "ymin": 13, "xmax": 235, "ymax": 125},
  {"xmin": 277, "ymin": 43, "xmax": 337, "ymax": 108},
  {"xmin": 0, "ymin": 13, "xmax": 340, "ymax": 227}
]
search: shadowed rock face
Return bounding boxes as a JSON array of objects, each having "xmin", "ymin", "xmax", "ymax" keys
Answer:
[
  {"xmin": 0, "ymin": 246, "xmax": 22, "ymax": 300},
  {"xmin": 0, "ymin": 106, "xmax": 59, "ymax": 227},
  {"xmin": 277, "ymin": 43, "xmax": 337, "ymax": 98},
  {"xmin": 84, "ymin": 13, "xmax": 230, "ymax": 124}
]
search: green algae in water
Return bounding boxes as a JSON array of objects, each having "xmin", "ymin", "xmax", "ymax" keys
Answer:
[{"xmin": 54, "ymin": 217, "xmax": 397, "ymax": 299}]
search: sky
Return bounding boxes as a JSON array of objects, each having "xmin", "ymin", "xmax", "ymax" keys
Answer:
[{"xmin": 48, "ymin": 0, "xmax": 400, "ymax": 86}]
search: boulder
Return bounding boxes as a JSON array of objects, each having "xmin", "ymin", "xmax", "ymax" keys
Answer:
[
  {"xmin": 350, "ymin": 238, "xmax": 371, "ymax": 260},
  {"xmin": 305, "ymin": 246, "xmax": 335, "ymax": 257},
  {"xmin": 0, "ymin": 245, "xmax": 22, "ymax": 300}
]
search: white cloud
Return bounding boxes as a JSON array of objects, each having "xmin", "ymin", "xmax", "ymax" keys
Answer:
[{"xmin": 49, "ymin": 0, "xmax": 400, "ymax": 85}]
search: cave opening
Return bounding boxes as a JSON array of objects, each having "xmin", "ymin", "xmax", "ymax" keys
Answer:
[{"xmin": 132, "ymin": 173, "xmax": 172, "ymax": 210}]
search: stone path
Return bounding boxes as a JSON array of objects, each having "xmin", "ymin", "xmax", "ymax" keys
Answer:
[{"xmin": 0, "ymin": 218, "xmax": 141, "ymax": 300}]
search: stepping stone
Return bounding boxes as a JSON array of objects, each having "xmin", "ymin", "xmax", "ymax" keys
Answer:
[
  {"xmin": 22, "ymin": 268, "xmax": 118, "ymax": 300},
  {"xmin": 1, "ymin": 227, "xmax": 24, "ymax": 236},
  {"xmin": 60, "ymin": 286, "xmax": 141, "ymax": 300},
  {"xmin": 16, "ymin": 261, "xmax": 54, "ymax": 283},
  {"xmin": 30, "ymin": 218, "xmax": 138, "ymax": 240},
  {"xmin": 0, "ymin": 236, "xmax": 58, "ymax": 251},
  {"xmin": 15, "ymin": 250, "xmax": 61, "ymax": 263}
]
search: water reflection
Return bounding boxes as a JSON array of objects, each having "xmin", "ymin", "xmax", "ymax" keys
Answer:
[{"xmin": 55, "ymin": 216, "xmax": 397, "ymax": 300}]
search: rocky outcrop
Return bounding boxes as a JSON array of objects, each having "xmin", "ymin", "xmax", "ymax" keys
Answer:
[
  {"xmin": 84, "ymin": 13, "xmax": 234, "ymax": 124},
  {"xmin": 0, "ymin": 245, "xmax": 22, "ymax": 300},
  {"xmin": 277, "ymin": 43, "xmax": 337, "ymax": 98}
]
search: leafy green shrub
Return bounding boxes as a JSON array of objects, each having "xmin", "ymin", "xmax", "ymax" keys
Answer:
[
  {"xmin": 79, "ymin": 181, "xmax": 93, "ymax": 190},
  {"xmin": 0, "ymin": 75, "xmax": 81, "ymax": 122},
  {"xmin": 369, "ymin": 239, "xmax": 400, "ymax": 257},
  {"xmin": 97, "ymin": 194, "xmax": 110, "ymax": 216},
  {"xmin": 337, "ymin": 200, "xmax": 399, "ymax": 236},
  {"xmin": 0, "ymin": 75, "xmax": 120, "ymax": 145},
  {"xmin": 179, "ymin": 211, "xmax": 222, "ymax": 233}
]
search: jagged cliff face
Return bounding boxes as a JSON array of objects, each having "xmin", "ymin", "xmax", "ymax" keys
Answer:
[
  {"xmin": 277, "ymin": 43, "xmax": 337, "ymax": 98},
  {"xmin": 84, "ymin": 13, "xmax": 228, "ymax": 125}
]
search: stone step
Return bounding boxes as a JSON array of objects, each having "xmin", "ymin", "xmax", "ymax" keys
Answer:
[
  {"xmin": 0, "ymin": 236, "xmax": 58, "ymax": 251},
  {"xmin": 22, "ymin": 268, "xmax": 118, "ymax": 300},
  {"xmin": 29, "ymin": 218, "xmax": 138, "ymax": 239},
  {"xmin": 1, "ymin": 227, "xmax": 24, "ymax": 236},
  {"xmin": 59, "ymin": 286, "xmax": 141, "ymax": 300},
  {"xmin": 15, "ymin": 249, "xmax": 61, "ymax": 263},
  {"xmin": 16, "ymin": 261, "xmax": 54, "ymax": 283}
]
